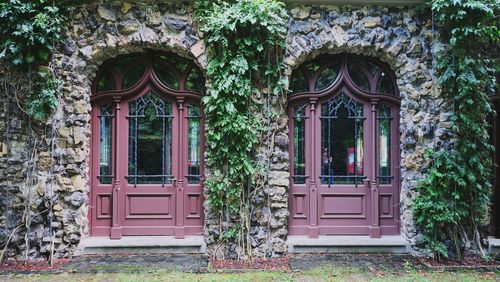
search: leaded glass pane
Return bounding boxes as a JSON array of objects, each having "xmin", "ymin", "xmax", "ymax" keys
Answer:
[
  {"xmin": 122, "ymin": 61, "xmax": 147, "ymax": 90},
  {"xmin": 290, "ymin": 70, "xmax": 308, "ymax": 93},
  {"xmin": 347, "ymin": 65, "xmax": 370, "ymax": 92},
  {"xmin": 99, "ymin": 104, "xmax": 113, "ymax": 184},
  {"xmin": 320, "ymin": 93, "xmax": 365, "ymax": 186},
  {"xmin": 128, "ymin": 92, "xmax": 173, "ymax": 185},
  {"xmin": 378, "ymin": 105, "xmax": 392, "ymax": 184},
  {"xmin": 153, "ymin": 62, "xmax": 180, "ymax": 90},
  {"xmin": 97, "ymin": 70, "xmax": 115, "ymax": 92},
  {"xmin": 315, "ymin": 64, "xmax": 340, "ymax": 91},
  {"xmin": 293, "ymin": 104, "xmax": 307, "ymax": 184},
  {"xmin": 376, "ymin": 71, "xmax": 395, "ymax": 95},
  {"xmin": 187, "ymin": 104, "xmax": 201, "ymax": 184}
]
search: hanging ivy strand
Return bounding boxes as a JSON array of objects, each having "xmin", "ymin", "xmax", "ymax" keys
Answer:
[
  {"xmin": 194, "ymin": 0, "xmax": 287, "ymax": 244},
  {"xmin": 414, "ymin": 0, "xmax": 499, "ymax": 260},
  {"xmin": 0, "ymin": 0, "xmax": 74, "ymax": 121}
]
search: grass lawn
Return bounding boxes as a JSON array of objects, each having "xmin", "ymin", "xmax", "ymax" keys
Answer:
[{"xmin": 2, "ymin": 267, "xmax": 499, "ymax": 282}]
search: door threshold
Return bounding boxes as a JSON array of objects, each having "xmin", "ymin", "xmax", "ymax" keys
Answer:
[
  {"xmin": 287, "ymin": 235, "xmax": 409, "ymax": 254},
  {"xmin": 488, "ymin": 236, "xmax": 500, "ymax": 254},
  {"xmin": 81, "ymin": 236, "xmax": 206, "ymax": 255}
]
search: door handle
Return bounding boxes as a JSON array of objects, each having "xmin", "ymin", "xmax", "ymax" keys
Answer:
[{"xmin": 363, "ymin": 178, "xmax": 371, "ymax": 188}]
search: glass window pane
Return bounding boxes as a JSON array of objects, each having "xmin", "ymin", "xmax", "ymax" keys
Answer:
[
  {"xmin": 293, "ymin": 104, "xmax": 307, "ymax": 184},
  {"xmin": 128, "ymin": 92, "xmax": 173, "ymax": 185},
  {"xmin": 290, "ymin": 70, "xmax": 308, "ymax": 93},
  {"xmin": 378, "ymin": 106, "xmax": 392, "ymax": 184},
  {"xmin": 305, "ymin": 60, "xmax": 322, "ymax": 73},
  {"xmin": 156, "ymin": 54, "xmax": 189, "ymax": 73},
  {"xmin": 122, "ymin": 62, "xmax": 147, "ymax": 90},
  {"xmin": 99, "ymin": 104, "xmax": 113, "ymax": 184},
  {"xmin": 97, "ymin": 70, "xmax": 115, "ymax": 92},
  {"xmin": 349, "ymin": 57, "xmax": 379, "ymax": 77},
  {"xmin": 114, "ymin": 54, "xmax": 143, "ymax": 75},
  {"xmin": 185, "ymin": 67, "xmax": 205, "ymax": 93},
  {"xmin": 376, "ymin": 71, "xmax": 395, "ymax": 95},
  {"xmin": 321, "ymin": 94, "xmax": 364, "ymax": 185},
  {"xmin": 347, "ymin": 65, "xmax": 371, "ymax": 92},
  {"xmin": 187, "ymin": 104, "xmax": 201, "ymax": 184},
  {"xmin": 315, "ymin": 64, "xmax": 340, "ymax": 91},
  {"xmin": 153, "ymin": 62, "xmax": 180, "ymax": 90}
]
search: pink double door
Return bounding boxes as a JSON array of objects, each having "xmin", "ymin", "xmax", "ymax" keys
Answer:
[
  {"xmin": 90, "ymin": 87, "xmax": 204, "ymax": 239},
  {"xmin": 289, "ymin": 87, "xmax": 400, "ymax": 238}
]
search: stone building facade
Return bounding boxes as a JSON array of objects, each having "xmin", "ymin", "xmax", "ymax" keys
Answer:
[{"xmin": 0, "ymin": 0, "xmax": 471, "ymax": 259}]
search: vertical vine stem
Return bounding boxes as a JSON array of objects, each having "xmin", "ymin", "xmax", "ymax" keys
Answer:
[
  {"xmin": 413, "ymin": 0, "xmax": 499, "ymax": 260},
  {"xmin": 194, "ymin": 0, "xmax": 288, "ymax": 258}
]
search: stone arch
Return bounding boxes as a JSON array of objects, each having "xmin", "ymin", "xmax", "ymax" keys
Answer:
[
  {"xmin": 47, "ymin": 2, "xmax": 207, "ymax": 256},
  {"xmin": 282, "ymin": 5, "xmax": 440, "ymax": 254}
]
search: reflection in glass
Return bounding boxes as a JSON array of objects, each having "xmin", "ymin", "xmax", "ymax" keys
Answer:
[
  {"xmin": 114, "ymin": 54, "xmax": 143, "ymax": 75},
  {"xmin": 305, "ymin": 60, "xmax": 322, "ymax": 73},
  {"xmin": 347, "ymin": 65, "xmax": 371, "ymax": 92},
  {"xmin": 293, "ymin": 104, "xmax": 307, "ymax": 184},
  {"xmin": 97, "ymin": 70, "xmax": 115, "ymax": 92},
  {"xmin": 290, "ymin": 70, "xmax": 308, "ymax": 93},
  {"xmin": 185, "ymin": 67, "xmax": 205, "ymax": 93},
  {"xmin": 153, "ymin": 62, "xmax": 180, "ymax": 90},
  {"xmin": 321, "ymin": 93, "xmax": 364, "ymax": 185},
  {"xmin": 157, "ymin": 54, "xmax": 189, "ymax": 73},
  {"xmin": 378, "ymin": 105, "xmax": 392, "ymax": 184},
  {"xmin": 187, "ymin": 104, "xmax": 201, "ymax": 184},
  {"xmin": 122, "ymin": 62, "xmax": 147, "ymax": 89},
  {"xmin": 128, "ymin": 92, "xmax": 173, "ymax": 185},
  {"xmin": 351, "ymin": 58, "xmax": 378, "ymax": 77},
  {"xmin": 315, "ymin": 64, "xmax": 340, "ymax": 91},
  {"xmin": 99, "ymin": 104, "xmax": 113, "ymax": 184},
  {"xmin": 376, "ymin": 71, "xmax": 394, "ymax": 95}
]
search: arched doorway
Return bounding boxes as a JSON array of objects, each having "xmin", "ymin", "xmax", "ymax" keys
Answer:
[
  {"xmin": 288, "ymin": 54, "xmax": 400, "ymax": 238},
  {"xmin": 90, "ymin": 52, "xmax": 205, "ymax": 239}
]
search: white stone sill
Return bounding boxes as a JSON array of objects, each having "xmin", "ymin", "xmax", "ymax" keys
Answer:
[
  {"xmin": 287, "ymin": 235, "xmax": 407, "ymax": 246},
  {"xmin": 82, "ymin": 236, "xmax": 204, "ymax": 248}
]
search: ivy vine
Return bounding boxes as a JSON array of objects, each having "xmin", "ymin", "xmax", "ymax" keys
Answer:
[
  {"xmin": 0, "ymin": 0, "xmax": 73, "ymax": 122},
  {"xmin": 414, "ymin": 0, "xmax": 499, "ymax": 260},
  {"xmin": 194, "ymin": 0, "xmax": 287, "ymax": 253}
]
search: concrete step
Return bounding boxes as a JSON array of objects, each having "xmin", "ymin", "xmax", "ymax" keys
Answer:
[
  {"xmin": 82, "ymin": 236, "xmax": 206, "ymax": 255},
  {"xmin": 488, "ymin": 237, "xmax": 500, "ymax": 255},
  {"xmin": 287, "ymin": 236, "xmax": 409, "ymax": 254}
]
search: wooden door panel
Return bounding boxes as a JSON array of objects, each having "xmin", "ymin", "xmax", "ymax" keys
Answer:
[
  {"xmin": 96, "ymin": 193, "xmax": 112, "ymax": 219},
  {"xmin": 379, "ymin": 193, "xmax": 394, "ymax": 219},
  {"xmin": 125, "ymin": 193, "xmax": 174, "ymax": 219},
  {"xmin": 320, "ymin": 194, "xmax": 366, "ymax": 218},
  {"xmin": 185, "ymin": 191, "xmax": 202, "ymax": 219}
]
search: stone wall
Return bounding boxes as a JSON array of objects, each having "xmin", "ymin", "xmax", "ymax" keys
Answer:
[
  {"xmin": 0, "ymin": 1, "xmax": 207, "ymax": 259},
  {"xmin": 0, "ymin": 1, "xmax": 451, "ymax": 259}
]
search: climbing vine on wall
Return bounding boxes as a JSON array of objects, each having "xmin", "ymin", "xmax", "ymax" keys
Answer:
[
  {"xmin": 194, "ymin": 0, "xmax": 287, "ymax": 255},
  {"xmin": 0, "ymin": 0, "xmax": 73, "ymax": 121},
  {"xmin": 414, "ymin": 0, "xmax": 499, "ymax": 260}
]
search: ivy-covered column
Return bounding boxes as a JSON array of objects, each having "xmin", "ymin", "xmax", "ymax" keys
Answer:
[
  {"xmin": 414, "ymin": 0, "xmax": 499, "ymax": 260},
  {"xmin": 195, "ymin": 0, "xmax": 288, "ymax": 259}
]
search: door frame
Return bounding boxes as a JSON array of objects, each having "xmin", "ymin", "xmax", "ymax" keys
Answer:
[
  {"xmin": 89, "ymin": 52, "xmax": 205, "ymax": 238},
  {"xmin": 287, "ymin": 54, "xmax": 401, "ymax": 238}
]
